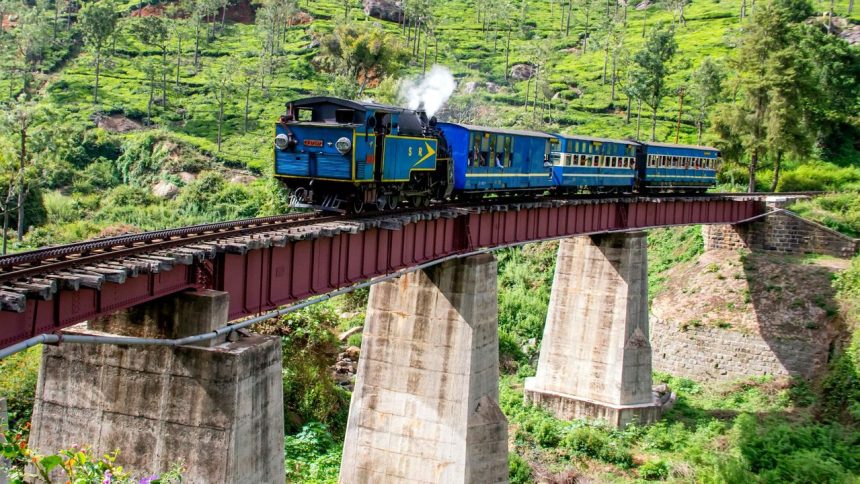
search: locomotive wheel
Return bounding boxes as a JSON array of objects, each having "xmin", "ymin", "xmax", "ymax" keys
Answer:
[
  {"xmin": 376, "ymin": 195, "xmax": 388, "ymax": 211},
  {"xmin": 386, "ymin": 195, "xmax": 400, "ymax": 210}
]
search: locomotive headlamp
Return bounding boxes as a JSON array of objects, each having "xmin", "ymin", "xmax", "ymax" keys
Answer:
[
  {"xmin": 274, "ymin": 133, "xmax": 290, "ymax": 150},
  {"xmin": 335, "ymin": 137, "xmax": 352, "ymax": 155}
]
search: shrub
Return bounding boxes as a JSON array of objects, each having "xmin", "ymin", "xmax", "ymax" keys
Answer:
[
  {"xmin": 793, "ymin": 192, "xmax": 860, "ymax": 237},
  {"xmin": 284, "ymin": 422, "xmax": 342, "ymax": 483},
  {"xmin": 508, "ymin": 453, "xmax": 532, "ymax": 484},
  {"xmin": 639, "ymin": 459, "xmax": 670, "ymax": 480},
  {"xmin": 254, "ymin": 303, "xmax": 350, "ymax": 434},
  {"xmin": 561, "ymin": 425, "xmax": 634, "ymax": 468},
  {"xmin": 0, "ymin": 347, "xmax": 40, "ymax": 430},
  {"xmin": 735, "ymin": 413, "xmax": 860, "ymax": 478},
  {"xmin": 72, "ymin": 159, "xmax": 121, "ymax": 194}
]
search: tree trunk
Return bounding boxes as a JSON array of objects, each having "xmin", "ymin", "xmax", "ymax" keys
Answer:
[
  {"xmin": 566, "ymin": 0, "xmax": 572, "ymax": 36},
  {"xmin": 696, "ymin": 117, "xmax": 702, "ymax": 144},
  {"xmin": 748, "ymin": 149, "xmax": 758, "ymax": 193},
  {"xmin": 221, "ymin": 2, "xmax": 227, "ymax": 31},
  {"xmin": 194, "ymin": 17, "xmax": 201, "ymax": 69},
  {"xmin": 147, "ymin": 71, "xmax": 155, "ymax": 124},
  {"xmin": 828, "ymin": 0, "xmax": 835, "ymax": 33},
  {"xmin": 162, "ymin": 49, "xmax": 168, "ymax": 107},
  {"xmin": 636, "ymin": 99, "xmax": 642, "ymax": 139},
  {"xmin": 176, "ymin": 35, "xmax": 182, "ymax": 87},
  {"xmin": 435, "ymin": 35, "xmax": 439, "ymax": 64},
  {"xmin": 583, "ymin": 0, "xmax": 591, "ymax": 50},
  {"xmin": 422, "ymin": 32, "xmax": 429, "ymax": 75},
  {"xmin": 415, "ymin": 22, "xmax": 422, "ymax": 56},
  {"xmin": 602, "ymin": 39, "xmax": 609, "ymax": 84},
  {"xmin": 650, "ymin": 104, "xmax": 657, "ymax": 141},
  {"xmin": 53, "ymin": 1, "xmax": 59, "ymax": 40},
  {"xmin": 770, "ymin": 151, "xmax": 782, "ymax": 192},
  {"xmin": 610, "ymin": 50, "xmax": 617, "ymax": 102},
  {"xmin": 642, "ymin": 6, "xmax": 647, "ymax": 36},
  {"xmin": 850, "ymin": 0, "xmax": 854, "ymax": 15},
  {"xmin": 504, "ymin": 27, "xmax": 511, "ymax": 82},
  {"xmin": 2, "ymin": 206, "xmax": 8, "ymax": 255},
  {"xmin": 244, "ymin": 84, "xmax": 250, "ymax": 133},
  {"xmin": 626, "ymin": 94, "xmax": 632, "ymax": 123},
  {"xmin": 217, "ymin": 92, "xmax": 224, "ymax": 152},
  {"xmin": 16, "ymin": 122, "xmax": 26, "ymax": 241},
  {"xmin": 524, "ymin": 78, "xmax": 531, "ymax": 110},
  {"xmin": 94, "ymin": 48, "xmax": 101, "ymax": 104},
  {"xmin": 740, "ymin": 0, "xmax": 746, "ymax": 18}
]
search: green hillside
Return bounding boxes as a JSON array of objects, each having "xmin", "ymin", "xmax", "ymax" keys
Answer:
[{"xmin": 1, "ymin": 0, "xmax": 859, "ymax": 481}]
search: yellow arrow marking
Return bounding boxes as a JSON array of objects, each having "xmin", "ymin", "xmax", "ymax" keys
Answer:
[{"xmin": 412, "ymin": 142, "xmax": 437, "ymax": 168}]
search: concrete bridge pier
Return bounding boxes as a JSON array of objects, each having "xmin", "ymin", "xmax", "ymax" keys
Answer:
[
  {"xmin": 340, "ymin": 254, "xmax": 509, "ymax": 484},
  {"xmin": 28, "ymin": 290, "xmax": 285, "ymax": 483},
  {"xmin": 525, "ymin": 233, "xmax": 667, "ymax": 428}
]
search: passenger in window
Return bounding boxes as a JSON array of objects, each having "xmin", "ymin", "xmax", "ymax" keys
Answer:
[{"xmin": 496, "ymin": 152, "xmax": 504, "ymax": 168}]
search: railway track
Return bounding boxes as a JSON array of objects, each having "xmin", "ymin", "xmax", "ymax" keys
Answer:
[{"xmin": 0, "ymin": 191, "xmax": 815, "ymax": 304}]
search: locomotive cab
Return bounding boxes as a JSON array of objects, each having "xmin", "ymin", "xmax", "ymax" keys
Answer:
[{"xmin": 274, "ymin": 97, "xmax": 444, "ymax": 212}]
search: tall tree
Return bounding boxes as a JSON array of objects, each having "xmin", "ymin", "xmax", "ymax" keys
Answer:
[
  {"xmin": 688, "ymin": 58, "xmax": 724, "ymax": 144},
  {"xmin": 207, "ymin": 59, "xmax": 236, "ymax": 153},
  {"xmin": 1, "ymin": 100, "xmax": 40, "ymax": 245},
  {"xmin": 712, "ymin": 0, "xmax": 814, "ymax": 192},
  {"xmin": 78, "ymin": 0, "xmax": 118, "ymax": 104},
  {"xmin": 630, "ymin": 24, "xmax": 677, "ymax": 141},
  {"xmin": 133, "ymin": 16, "xmax": 170, "ymax": 108}
]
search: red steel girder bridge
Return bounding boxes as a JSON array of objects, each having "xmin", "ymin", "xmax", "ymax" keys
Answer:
[{"xmin": 0, "ymin": 195, "xmax": 767, "ymax": 353}]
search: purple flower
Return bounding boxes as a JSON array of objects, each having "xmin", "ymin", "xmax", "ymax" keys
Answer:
[
  {"xmin": 139, "ymin": 475, "xmax": 159, "ymax": 484},
  {"xmin": 103, "ymin": 471, "xmax": 112, "ymax": 484}
]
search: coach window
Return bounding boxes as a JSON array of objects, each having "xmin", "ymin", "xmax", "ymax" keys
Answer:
[
  {"xmin": 503, "ymin": 136, "xmax": 513, "ymax": 167},
  {"xmin": 469, "ymin": 132, "xmax": 480, "ymax": 166},
  {"xmin": 297, "ymin": 108, "xmax": 313, "ymax": 122}
]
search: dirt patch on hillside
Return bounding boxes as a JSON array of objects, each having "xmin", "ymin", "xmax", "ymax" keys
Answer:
[
  {"xmin": 94, "ymin": 114, "xmax": 143, "ymax": 133},
  {"xmin": 131, "ymin": 2, "xmax": 170, "ymax": 18},
  {"xmin": 131, "ymin": 0, "xmax": 257, "ymax": 23},
  {"xmin": 1, "ymin": 13, "xmax": 18, "ymax": 29}
]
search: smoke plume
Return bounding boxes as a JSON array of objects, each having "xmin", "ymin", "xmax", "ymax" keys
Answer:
[{"xmin": 399, "ymin": 65, "xmax": 456, "ymax": 117}]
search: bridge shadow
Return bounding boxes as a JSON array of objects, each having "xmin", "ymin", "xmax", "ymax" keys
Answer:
[{"xmin": 652, "ymin": 248, "xmax": 849, "ymax": 383}]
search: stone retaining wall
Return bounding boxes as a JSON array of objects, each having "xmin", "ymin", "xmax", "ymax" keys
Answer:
[
  {"xmin": 703, "ymin": 209, "xmax": 859, "ymax": 259},
  {"xmin": 650, "ymin": 315, "xmax": 831, "ymax": 381}
]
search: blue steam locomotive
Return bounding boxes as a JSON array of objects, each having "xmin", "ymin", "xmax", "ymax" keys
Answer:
[{"xmin": 274, "ymin": 96, "xmax": 719, "ymax": 212}]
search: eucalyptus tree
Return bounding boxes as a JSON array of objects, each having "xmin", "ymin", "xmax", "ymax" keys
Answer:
[
  {"xmin": 14, "ymin": 3, "xmax": 52, "ymax": 92},
  {"xmin": 0, "ymin": 100, "xmax": 43, "ymax": 246},
  {"xmin": 688, "ymin": 58, "xmax": 724, "ymax": 144},
  {"xmin": 133, "ymin": 16, "xmax": 170, "ymax": 107},
  {"xmin": 166, "ymin": 2, "xmax": 187, "ymax": 88},
  {"xmin": 79, "ymin": 0, "xmax": 118, "ymax": 104},
  {"xmin": 207, "ymin": 58, "xmax": 237, "ymax": 152},
  {"xmin": 630, "ymin": 24, "xmax": 676, "ymax": 141},
  {"xmin": 239, "ymin": 65, "xmax": 258, "ymax": 132},
  {"xmin": 712, "ymin": 0, "xmax": 814, "ymax": 192}
]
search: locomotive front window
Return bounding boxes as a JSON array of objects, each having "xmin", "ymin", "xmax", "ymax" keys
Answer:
[
  {"xmin": 297, "ymin": 108, "xmax": 313, "ymax": 122},
  {"xmin": 335, "ymin": 109, "xmax": 355, "ymax": 124}
]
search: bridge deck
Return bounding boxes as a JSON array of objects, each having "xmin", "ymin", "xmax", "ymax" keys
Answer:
[{"xmin": 0, "ymin": 195, "xmax": 766, "ymax": 353}]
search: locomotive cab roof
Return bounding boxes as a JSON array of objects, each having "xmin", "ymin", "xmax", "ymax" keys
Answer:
[{"xmin": 285, "ymin": 96, "xmax": 429, "ymax": 136}]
